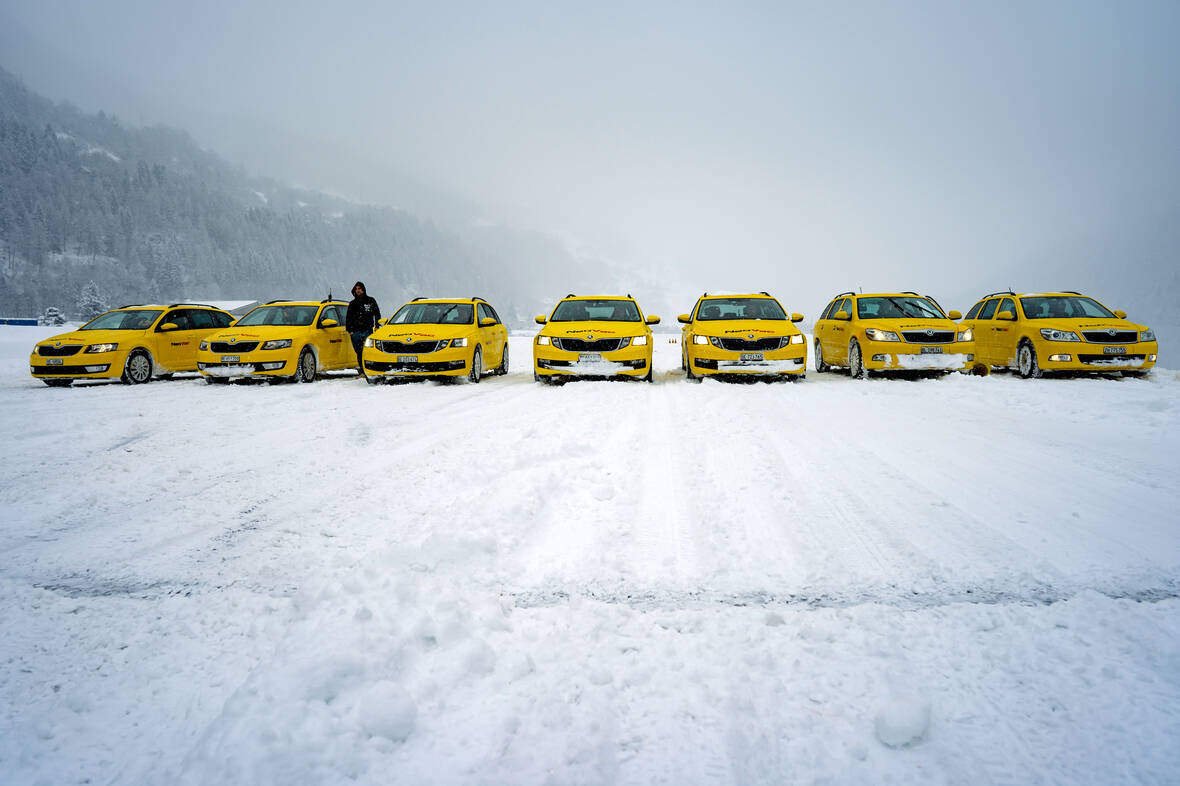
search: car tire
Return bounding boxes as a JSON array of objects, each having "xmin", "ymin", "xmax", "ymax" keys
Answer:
[
  {"xmin": 644, "ymin": 364, "xmax": 653, "ymax": 383},
  {"xmin": 848, "ymin": 339, "xmax": 865, "ymax": 379},
  {"xmin": 1017, "ymin": 340, "xmax": 1042, "ymax": 379},
  {"xmin": 122, "ymin": 350, "xmax": 153, "ymax": 384},
  {"xmin": 497, "ymin": 342, "xmax": 509, "ymax": 375},
  {"xmin": 42, "ymin": 379, "xmax": 72, "ymax": 387},
  {"xmin": 294, "ymin": 347, "xmax": 317, "ymax": 383},
  {"xmin": 205, "ymin": 376, "xmax": 229, "ymax": 385},
  {"xmin": 685, "ymin": 349, "xmax": 697, "ymax": 380},
  {"xmin": 815, "ymin": 339, "xmax": 830, "ymax": 372},
  {"xmin": 468, "ymin": 346, "xmax": 482, "ymax": 383}
]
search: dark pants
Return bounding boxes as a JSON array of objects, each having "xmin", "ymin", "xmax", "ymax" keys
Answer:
[{"xmin": 350, "ymin": 331, "xmax": 370, "ymax": 368}]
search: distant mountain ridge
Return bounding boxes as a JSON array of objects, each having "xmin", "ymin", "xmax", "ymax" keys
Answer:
[{"xmin": 0, "ymin": 65, "xmax": 600, "ymax": 324}]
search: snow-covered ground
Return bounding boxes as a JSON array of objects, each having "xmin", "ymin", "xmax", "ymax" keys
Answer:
[{"xmin": 1, "ymin": 325, "xmax": 1178, "ymax": 785}]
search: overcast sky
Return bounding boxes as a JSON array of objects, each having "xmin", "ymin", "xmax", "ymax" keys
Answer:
[{"xmin": 2, "ymin": 0, "xmax": 1178, "ymax": 312}]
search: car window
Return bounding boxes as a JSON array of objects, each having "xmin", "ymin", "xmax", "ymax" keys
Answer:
[
  {"xmin": 998, "ymin": 298, "xmax": 1016, "ymax": 317},
  {"xmin": 977, "ymin": 299, "xmax": 999, "ymax": 319},
  {"xmin": 964, "ymin": 301, "xmax": 983, "ymax": 320},
  {"xmin": 81, "ymin": 309, "xmax": 163, "ymax": 331},
  {"xmin": 209, "ymin": 310, "xmax": 233, "ymax": 328},
  {"xmin": 857, "ymin": 297, "xmax": 944, "ymax": 319},
  {"xmin": 820, "ymin": 300, "xmax": 837, "ymax": 320},
  {"xmin": 477, "ymin": 303, "xmax": 498, "ymax": 324},
  {"xmin": 188, "ymin": 309, "xmax": 216, "ymax": 330},
  {"xmin": 390, "ymin": 302, "xmax": 474, "ymax": 325},
  {"xmin": 551, "ymin": 299, "xmax": 641, "ymax": 322},
  {"xmin": 1019, "ymin": 296, "xmax": 1116, "ymax": 320},
  {"xmin": 694, "ymin": 298, "xmax": 785, "ymax": 321},
  {"xmin": 236, "ymin": 305, "xmax": 317, "ymax": 326},
  {"xmin": 318, "ymin": 305, "xmax": 342, "ymax": 326},
  {"xmin": 161, "ymin": 310, "xmax": 193, "ymax": 330},
  {"xmin": 837, "ymin": 298, "xmax": 853, "ymax": 317}
]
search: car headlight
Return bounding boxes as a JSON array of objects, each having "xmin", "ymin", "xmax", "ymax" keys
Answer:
[
  {"xmin": 629, "ymin": 335, "xmax": 647, "ymax": 346},
  {"xmin": 449, "ymin": 337, "xmax": 468, "ymax": 348},
  {"xmin": 261, "ymin": 339, "xmax": 292, "ymax": 350},
  {"xmin": 693, "ymin": 334, "xmax": 710, "ymax": 345},
  {"xmin": 364, "ymin": 337, "xmax": 374, "ymax": 347},
  {"xmin": 536, "ymin": 335, "xmax": 551, "ymax": 346},
  {"xmin": 1039, "ymin": 328, "xmax": 1080, "ymax": 342},
  {"xmin": 1140, "ymin": 329, "xmax": 1155, "ymax": 341},
  {"xmin": 789, "ymin": 334, "xmax": 805, "ymax": 345},
  {"xmin": 84, "ymin": 343, "xmax": 118, "ymax": 353},
  {"xmin": 957, "ymin": 328, "xmax": 973, "ymax": 342},
  {"xmin": 865, "ymin": 328, "xmax": 900, "ymax": 342}
]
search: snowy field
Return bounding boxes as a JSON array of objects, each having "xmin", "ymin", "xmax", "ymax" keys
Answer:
[{"xmin": 2, "ymin": 324, "xmax": 1179, "ymax": 785}]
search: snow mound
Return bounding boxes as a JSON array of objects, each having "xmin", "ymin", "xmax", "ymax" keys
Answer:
[
  {"xmin": 357, "ymin": 681, "xmax": 417, "ymax": 742},
  {"xmin": 874, "ymin": 693, "xmax": 931, "ymax": 748}
]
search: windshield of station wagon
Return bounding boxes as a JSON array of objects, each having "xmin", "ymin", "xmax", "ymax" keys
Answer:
[
  {"xmin": 236, "ymin": 305, "xmax": 317, "ymax": 327},
  {"xmin": 550, "ymin": 299, "xmax": 641, "ymax": 322},
  {"xmin": 856, "ymin": 297, "xmax": 945, "ymax": 319},
  {"xmin": 81, "ymin": 309, "xmax": 164, "ymax": 330},
  {"xmin": 390, "ymin": 302, "xmax": 474, "ymax": 325},
  {"xmin": 1019, "ymin": 296, "xmax": 1115, "ymax": 320},
  {"xmin": 696, "ymin": 298, "xmax": 786, "ymax": 321}
]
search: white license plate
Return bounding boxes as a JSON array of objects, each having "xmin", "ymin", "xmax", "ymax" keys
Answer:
[
  {"xmin": 46, "ymin": 358, "xmax": 63, "ymax": 365},
  {"xmin": 1103, "ymin": 346, "xmax": 1126, "ymax": 355},
  {"xmin": 920, "ymin": 346, "xmax": 943, "ymax": 354},
  {"xmin": 397, "ymin": 355, "xmax": 418, "ymax": 363},
  {"xmin": 580, "ymin": 352, "xmax": 602, "ymax": 362},
  {"xmin": 740, "ymin": 353, "xmax": 764, "ymax": 361},
  {"xmin": 220, "ymin": 355, "xmax": 240, "ymax": 362}
]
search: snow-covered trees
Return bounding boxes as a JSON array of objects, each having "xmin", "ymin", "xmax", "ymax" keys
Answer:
[
  {"xmin": 39, "ymin": 306, "xmax": 65, "ymax": 325},
  {"xmin": 75, "ymin": 281, "xmax": 107, "ymax": 321}
]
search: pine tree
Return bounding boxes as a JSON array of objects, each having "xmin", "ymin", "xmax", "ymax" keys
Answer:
[{"xmin": 75, "ymin": 281, "xmax": 107, "ymax": 321}]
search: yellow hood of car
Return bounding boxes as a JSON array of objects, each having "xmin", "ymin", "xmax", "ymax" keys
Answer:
[
  {"xmin": 1043, "ymin": 319, "xmax": 1148, "ymax": 332},
  {"xmin": 206, "ymin": 326, "xmax": 302, "ymax": 343},
  {"xmin": 37, "ymin": 329, "xmax": 126, "ymax": 346},
  {"xmin": 698, "ymin": 319, "xmax": 802, "ymax": 337},
  {"xmin": 540, "ymin": 321, "xmax": 648, "ymax": 338},
  {"xmin": 371, "ymin": 324, "xmax": 473, "ymax": 342},
  {"xmin": 862, "ymin": 319, "xmax": 958, "ymax": 330}
]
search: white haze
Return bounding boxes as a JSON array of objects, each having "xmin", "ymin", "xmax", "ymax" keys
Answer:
[{"xmin": 2, "ymin": 0, "xmax": 1179, "ymax": 321}]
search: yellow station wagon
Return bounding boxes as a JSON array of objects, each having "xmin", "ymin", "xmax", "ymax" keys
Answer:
[
  {"xmin": 533, "ymin": 295, "xmax": 659, "ymax": 383},
  {"xmin": 678, "ymin": 292, "xmax": 807, "ymax": 380},
  {"xmin": 813, "ymin": 292, "xmax": 974, "ymax": 377},
  {"xmin": 362, "ymin": 297, "xmax": 508, "ymax": 383},
  {"xmin": 961, "ymin": 291, "xmax": 1158, "ymax": 377},
  {"xmin": 196, "ymin": 299, "xmax": 355, "ymax": 383},
  {"xmin": 30, "ymin": 303, "xmax": 234, "ymax": 387}
]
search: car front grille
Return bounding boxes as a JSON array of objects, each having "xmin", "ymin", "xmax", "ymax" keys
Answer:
[
  {"xmin": 366, "ymin": 360, "xmax": 465, "ymax": 372},
  {"xmin": 37, "ymin": 345, "xmax": 83, "ymax": 356},
  {"xmin": 1081, "ymin": 331, "xmax": 1138, "ymax": 344},
  {"xmin": 554, "ymin": 338, "xmax": 625, "ymax": 352},
  {"xmin": 716, "ymin": 337, "xmax": 785, "ymax": 351},
  {"xmin": 901, "ymin": 330, "xmax": 955, "ymax": 344},
  {"xmin": 375, "ymin": 340, "xmax": 442, "ymax": 354},
  {"xmin": 210, "ymin": 341, "xmax": 260, "ymax": 353},
  {"xmin": 1077, "ymin": 354, "xmax": 1146, "ymax": 364}
]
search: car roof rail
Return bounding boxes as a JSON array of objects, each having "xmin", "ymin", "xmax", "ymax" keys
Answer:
[
  {"xmin": 265, "ymin": 299, "xmax": 294, "ymax": 304},
  {"xmin": 118, "ymin": 304, "xmax": 146, "ymax": 309},
  {"xmin": 981, "ymin": 291, "xmax": 1015, "ymax": 299},
  {"xmin": 411, "ymin": 297, "xmax": 427, "ymax": 301},
  {"xmin": 471, "ymin": 296, "xmax": 487, "ymax": 303},
  {"xmin": 168, "ymin": 302, "xmax": 217, "ymax": 309},
  {"xmin": 566, "ymin": 293, "xmax": 576, "ymax": 298},
  {"xmin": 1060, "ymin": 290, "xmax": 1081, "ymax": 295},
  {"xmin": 902, "ymin": 290, "xmax": 919, "ymax": 296},
  {"xmin": 832, "ymin": 291, "xmax": 856, "ymax": 299},
  {"xmin": 760, "ymin": 291, "xmax": 771, "ymax": 296}
]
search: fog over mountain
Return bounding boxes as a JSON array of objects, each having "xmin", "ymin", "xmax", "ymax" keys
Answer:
[{"xmin": 1, "ymin": 2, "xmax": 1178, "ymax": 342}]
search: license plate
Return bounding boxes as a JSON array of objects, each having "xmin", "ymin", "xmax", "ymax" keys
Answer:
[
  {"xmin": 46, "ymin": 358, "xmax": 63, "ymax": 365},
  {"xmin": 740, "ymin": 353, "xmax": 764, "ymax": 361},
  {"xmin": 920, "ymin": 346, "xmax": 943, "ymax": 354},
  {"xmin": 397, "ymin": 355, "xmax": 418, "ymax": 363},
  {"xmin": 221, "ymin": 355, "xmax": 240, "ymax": 363},
  {"xmin": 1103, "ymin": 346, "xmax": 1126, "ymax": 355},
  {"xmin": 580, "ymin": 352, "xmax": 602, "ymax": 362}
]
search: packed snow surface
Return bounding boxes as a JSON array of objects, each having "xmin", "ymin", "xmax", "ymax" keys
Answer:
[{"xmin": 1, "ymin": 325, "xmax": 1179, "ymax": 784}]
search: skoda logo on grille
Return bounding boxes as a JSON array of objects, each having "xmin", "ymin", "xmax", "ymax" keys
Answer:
[
  {"xmin": 228, "ymin": 338, "xmax": 236, "ymax": 344},
  {"xmin": 1107, "ymin": 328, "xmax": 1116, "ymax": 336},
  {"xmin": 586, "ymin": 334, "xmax": 595, "ymax": 340},
  {"xmin": 54, "ymin": 341, "xmax": 62, "ymax": 347},
  {"xmin": 925, "ymin": 329, "xmax": 934, "ymax": 336},
  {"xmin": 747, "ymin": 333, "xmax": 755, "ymax": 339}
]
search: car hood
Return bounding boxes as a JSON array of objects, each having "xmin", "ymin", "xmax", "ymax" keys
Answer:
[
  {"xmin": 539, "ymin": 321, "xmax": 649, "ymax": 338},
  {"xmin": 696, "ymin": 319, "xmax": 802, "ymax": 337},
  {"xmin": 35, "ymin": 329, "xmax": 128, "ymax": 346},
  {"xmin": 370, "ymin": 324, "xmax": 474, "ymax": 342},
  {"xmin": 205, "ymin": 326, "xmax": 302, "ymax": 343},
  {"xmin": 861, "ymin": 319, "xmax": 958, "ymax": 332},
  {"xmin": 1043, "ymin": 319, "xmax": 1150, "ymax": 333}
]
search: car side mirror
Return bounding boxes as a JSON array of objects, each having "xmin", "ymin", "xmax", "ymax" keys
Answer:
[
  {"xmin": 677, "ymin": 313, "xmax": 692, "ymax": 324},
  {"xmin": 834, "ymin": 310, "xmax": 850, "ymax": 321},
  {"xmin": 159, "ymin": 322, "xmax": 179, "ymax": 332},
  {"xmin": 480, "ymin": 317, "xmax": 496, "ymax": 327},
  {"xmin": 228, "ymin": 318, "xmax": 239, "ymax": 326},
  {"xmin": 645, "ymin": 315, "xmax": 661, "ymax": 325},
  {"xmin": 790, "ymin": 313, "xmax": 804, "ymax": 323},
  {"xmin": 320, "ymin": 318, "xmax": 338, "ymax": 328},
  {"xmin": 947, "ymin": 310, "xmax": 962, "ymax": 320},
  {"xmin": 997, "ymin": 310, "xmax": 1016, "ymax": 321},
  {"xmin": 1114, "ymin": 310, "xmax": 1127, "ymax": 319},
  {"xmin": 535, "ymin": 315, "xmax": 548, "ymax": 325}
]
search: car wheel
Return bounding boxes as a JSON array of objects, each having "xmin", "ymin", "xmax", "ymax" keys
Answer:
[
  {"xmin": 122, "ymin": 350, "xmax": 153, "ymax": 384},
  {"xmin": 644, "ymin": 364, "xmax": 653, "ymax": 383},
  {"xmin": 468, "ymin": 346, "xmax": 482, "ymax": 383},
  {"xmin": 815, "ymin": 339, "xmax": 830, "ymax": 372},
  {"xmin": 848, "ymin": 340, "xmax": 865, "ymax": 379},
  {"xmin": 1017, "ymin": 340, "xmax": 1042, "ymax": 379},
  {"xmin": 294, "ymin": 347, "xmax": 317, "ymax": 382},
  {"xmin": 42, "ymin": 379, "xmax": 72, "ymax": 387},
  {"xmin": 497, "ymin": 342, "xmax": 509, "ymax": 375},
  {"xmin": 685, "ymin": 349, "xmax": 697, "ymax": 380}
]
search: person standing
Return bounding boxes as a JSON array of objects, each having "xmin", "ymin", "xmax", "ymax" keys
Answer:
[{"xmin": 345, "ymin": 281, "xmax": 381, "ymax": 373}]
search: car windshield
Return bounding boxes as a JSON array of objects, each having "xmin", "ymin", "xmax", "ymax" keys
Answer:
[
  {"xmin": 857, "ymin": 297, "xmax": 945, "ymax": 319},
  {"xmin": 696, "ymin": 298, "xmax": 786, "ymax": 321},
  {"xmin": 235, "ymin": 305, "xmax": 317, "ymax": 326},
  {"xmin": 81, "ymin": 309, "xmax": 163, "ymax": 330},
  {"xmin": 1020, "ymin": 296, "xmax": 1115, "ymax": 320},
  {"xmin": 550, "ymin": 299, "xmax": 641, "ymax": 322},
  {"xmin": 390, "ymin": 302, "xmax": 474, "ymax": 325}
]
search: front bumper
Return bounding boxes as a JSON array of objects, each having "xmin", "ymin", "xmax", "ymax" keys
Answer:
[
  {"xmin": 1032, "ymin": 339, "xmax": 1158, "ymax": 372},
  {"xmin": 197, "ymin": 349, "xmax": 295, "ymax": 378},
  {"xmin": 533, "ymin": 344, "xmax": 651, "ymax": 378},
  {"xmin": 363, "ymin": 345, "xmax": 471, "ymax": 377},
  {"xmin": 688, "ymin": 345, "xmax": 807, "ymax": 376},
  {"xmin": 862, "ymin": 342, "xmax": 974, "ymax": 371},
  {"xmin": 30, "ymin": 350, "xmax": 123, "ymax": 380}
]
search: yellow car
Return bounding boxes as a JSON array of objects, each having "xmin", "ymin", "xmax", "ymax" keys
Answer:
[
  {"xmin": 961, "ymin": 291, "xmax": 1158, "ymax": 377},
  {"xmin": 362, "ymin": 297, "xmax": 508, "ymax": 383},
  {"xmin": 196, "ymin": 299, "xmax": 355, "ymax": 383},
  {"xmin": 678, "ymin": 292, "xmax": 807, "ymax": 380},
  {"xmin": 30, "ymin": 303, "xmax": 235, "ymax": 387},
  {"xmin": 533, "ymin": 295, "xmax": 659, "ymax": 383},
  {"xmin": 813, "ymin": 292, "xmax": 974, "ymax": 377}
]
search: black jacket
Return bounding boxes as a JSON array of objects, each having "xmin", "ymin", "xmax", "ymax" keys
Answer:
[{"xmin": 346, "ymin": 284, "xmax": 381, "ymax": 333}]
